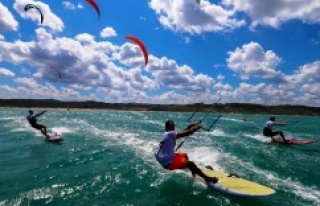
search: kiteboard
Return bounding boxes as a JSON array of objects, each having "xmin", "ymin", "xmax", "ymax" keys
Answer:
[
  {"xmin": 271, "ymin": 137, "xmax": 317, "ymax": 145},
  {"xmin": 195, "ymin": 166, "xmax": 275, "ymax": 197},
  {"xmin": 46, "ymin": 133, "xmax": 63, "ymax": 142}
]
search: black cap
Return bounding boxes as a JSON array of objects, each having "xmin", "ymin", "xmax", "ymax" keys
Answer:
[{"xmin": 270, "ymin": 116, "xmax": 275, "ymax": 121}]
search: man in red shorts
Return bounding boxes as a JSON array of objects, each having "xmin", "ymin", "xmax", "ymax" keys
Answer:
[{"xmin": 155, "ymin": 120, "xmax": 218, "ymax": 184}]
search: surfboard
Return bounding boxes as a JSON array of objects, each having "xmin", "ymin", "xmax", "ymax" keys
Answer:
[
  {"xmin": 271, "ymin": 137, "xmax": 317, "ymax": 144},
  {"xmin": 195, "ymin": 166, "xmax": 275, "ymax": 197},
  {"xmin": 46, "ymin": 134, "xmax": 63, "ymax": 142}
]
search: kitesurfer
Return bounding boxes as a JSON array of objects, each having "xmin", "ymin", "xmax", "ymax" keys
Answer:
[
  {"xmin": 263, "ymin": 116, "xmax": 288, "ymax": 142},
  {"xmin": 26, "ymin": 110, "xmax": 49, "ymax": 139},
  {"xmin": 155, "ymin": 120, "xmax": 218, "ymax": 184}
]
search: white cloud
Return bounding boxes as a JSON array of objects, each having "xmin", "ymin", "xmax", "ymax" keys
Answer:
[
  {"xmin": 0, "ymin": 2, "xmax": 19, "ymax": 31},
  {"xmin": 114, "ymin": 42, "xmax": 148, "ymax": 67},
  {"xmin": 0, "ymin": 77, "xmax": 91, "ymax": 100},
  {"xmin": 0, "ymin": 68, "xmax": 15, "ymax": 77},
  {"xmin": 286, "ymin": 61, "xmax": 320, "ymax": 84},
  {"xmin": 223, "ymin": 0, "xmax": 320, "ymax": 28},
  {"xmin": 62, "ymin": 1, "xmax": 83, "ymax": 10},
  {"xmin": 233, "ymin": 82, "xmax": 296, "ymax": 105},
  {"xmin": 227, "ymin": 42, "xmax": 285, "ymax": 82},
  {"xmin": 301, "ymin": 83, "xmax": 320, "ymax": 97},
  {"xmin": 75, "ymin": 33, "xmax": 95, "ymax": 43},
  {"xmin": 14, "ymin": 0, "xmax": 64, "ymax": 32},
  {"xmin": 149, "ymin": 0, "xmax": 245, "ymax": 34},
  {"xmin": 0, "ymin": 25, "xmax": 218, "ymax": 103},
  {"xmin": 146, "ymin": 56, "xmax": 215, "ymax": 92},
  {"xmin": 152, "ymin": 90, "xmax": 191, "ymax": 104},
  {"xmin": 100, "ymin": 27, "xmax": 117, "ymax": 38}
]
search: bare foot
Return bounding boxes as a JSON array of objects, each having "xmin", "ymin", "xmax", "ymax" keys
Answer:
[{"xmin": 205, "ymin": 177, "xmax": 218, "ymax": 184}]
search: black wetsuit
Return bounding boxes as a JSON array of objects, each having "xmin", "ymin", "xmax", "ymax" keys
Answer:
[{"xmin": 26, "ymin": 114, "xmax": 45, "ymax": 130}]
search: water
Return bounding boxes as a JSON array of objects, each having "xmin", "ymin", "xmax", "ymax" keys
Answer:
[{"xmin": 0, "ymin": 108, "xmax": 319, "ymax": 206}]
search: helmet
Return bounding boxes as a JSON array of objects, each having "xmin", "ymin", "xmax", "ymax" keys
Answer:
[
  {"xmin": 269, "ymin": 116, "xmax": 275, "ymax": 121},
  {"xmin": 29, "ymin": 110, "xmax": 33, "ymax": 114}
]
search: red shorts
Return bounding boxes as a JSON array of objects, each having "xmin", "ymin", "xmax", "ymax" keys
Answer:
[{"xmin": 165, "ymin": 153, "xmax": 188, "ymax": 170}]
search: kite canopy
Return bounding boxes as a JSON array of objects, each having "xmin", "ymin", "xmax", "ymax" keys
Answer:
[
  {"xmin": 125, "ymin": 35, "xmax": 148, "ymax": 66},
  {"xmin": 50, "ymin": 66, "xmax": 62, "ymax": 79},
  {"xmin": 24, "ymin": 4, "xmax": 44, "ymax": 24},
  {"xmin": 86, "ymin": 0, "xmax": 100, "ymax": 17}
]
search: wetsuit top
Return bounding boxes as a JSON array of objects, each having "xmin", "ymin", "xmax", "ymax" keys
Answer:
[
  {"xmin": 155, "ymin": 131, "xmax": 177, "ymax": 166},
  {"xmin": 264, "ymin": 120, "xmax": 277, "ymax": 131},
  {"xmin": 26, "ymin": 114, "xmax": 37, "ymax": 126}
]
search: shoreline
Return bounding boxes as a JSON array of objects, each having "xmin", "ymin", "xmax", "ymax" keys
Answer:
[{"xmin": 0, "ymin": 99, "xmax": 319, "ymax": 116}]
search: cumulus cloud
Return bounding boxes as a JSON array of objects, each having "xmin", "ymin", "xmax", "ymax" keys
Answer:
[
  {"xmin": 146, "ymin": 56, "xmax": 215, "ymax": 92},
  {"xmin": 100, "ymin": 27, "xmax": 117, "ymax": 38},
  {"xmin": 0, "ymin": 2, "xmax": 19, "ymax": 31},
  {"xmin": 227, "ymin": 42, "xmax": 285, "ymax": 82},
  {"xmin": 223, "ymin": 0, "xmax": 320, "ymax": 28},
  {"xmin": 0, "ymin": 77, "xmax": 92, "ymax": 100},
  {"xmin": 62, "ymin": 1, "xmax": 83, "ymax": 10},
  {"xmin": 114, "ymin": 42, "xmax": 148, "ymax": 67},
  {"xmin": 153, "ymin": 90, "xmax": 191, "ymax": 104},
  {"xmin": 149, "ymin": 0, "xmax": 245, "ymax": 34},
  {"xmin": 0, "ymin": 68, "xmax": 15, "ymax": 77},
  {"xmin": 286, "ymin": 61, "xmax": 320, "ymax": 84},
  {"xmin": 0, "ymin": 27, "xmax": 214, "ymax": 103},
  {"xmin": 14, "ymin": 0, "xmax": 64, "ymax": 32},
  {"xmin": 232, "ymin": 82, "xmax": 296, "ymax": 105}
]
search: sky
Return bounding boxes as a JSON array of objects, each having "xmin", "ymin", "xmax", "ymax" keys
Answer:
[{"xmin": 0, "ymin": 0, "xmax": 319, "ymax": 106}]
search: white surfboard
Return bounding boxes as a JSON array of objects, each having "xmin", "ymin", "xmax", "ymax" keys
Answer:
[
  {"xmin": 47, "ymin": 132, "xmax": 63, "ymax": 142},
  {"xmin": 196, "ymin": 166, "xmax": 275, "ymax": 197}
]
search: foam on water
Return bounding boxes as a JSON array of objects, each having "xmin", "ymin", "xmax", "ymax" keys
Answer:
[
  {"xmin": 207, "ymin": 128, "xmax": 227, "ymax": 137},
  {"xmin": 50, "ymin": 127, "xmax": 74, "ymax": 135},
  {"xmin": 222, "ymin": 117, "xmax": 245, "ymax": 123},
  {"xmin": 244, "ymin": 133, "xmax": 270, "ymax": 143}
]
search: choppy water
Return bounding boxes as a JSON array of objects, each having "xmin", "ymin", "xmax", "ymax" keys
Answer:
[{"xmin": 0, "ymin": 108, "xmax": 319, "ymax": 206}]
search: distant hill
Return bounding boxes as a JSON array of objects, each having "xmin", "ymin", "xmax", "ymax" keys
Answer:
[{"xmin": 0, "ymin": 99, "xmax": 319, "ymax": 116}]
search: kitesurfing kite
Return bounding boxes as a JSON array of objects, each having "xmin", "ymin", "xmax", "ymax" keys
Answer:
[
  {"xmin": 24, "ymin": 4, "xmax": 44, "ymax": 24},
  {"xmin": 50, "ymin": 66, "xmax": 62, "ymax": 79},
  {"xmin": 86, "ymin": 0, "xmax": 100, "ymax": 17},
  {"xmin": 125, "ymin": 35, "xmax": 148, "ymax": 66}
]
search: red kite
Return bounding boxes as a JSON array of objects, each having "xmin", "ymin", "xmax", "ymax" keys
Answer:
[
  {"xmin": 125, "ymin": 35, "xmax": 148, "ymax": 66},
  {"xmin": 86, "ymin": 0, "xmax": 100, "ymax": 17}
]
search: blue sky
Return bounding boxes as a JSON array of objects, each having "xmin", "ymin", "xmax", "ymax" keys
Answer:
[{"xmin": 0, "ymin": 0, "xmax": 319, "ymax": 106}]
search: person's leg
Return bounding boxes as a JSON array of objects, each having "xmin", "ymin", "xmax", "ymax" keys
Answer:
[
  {"xmin": 263, "ymin": 129, "xmax": 276, "ymax": 141},
  {"xmin": 272, "ymin": 131, "xmax": 286, "ymax": 142},
  {"xmin": 36, "ymin": 124, "xmax": 49, "ymax": 139},
  {"xmin": 186, "ymin": 161, "xmax": 218, "ymax": 183},
  {"xmin": 165, "ymin": 153, "xmax": 218, "ymax": 184}
]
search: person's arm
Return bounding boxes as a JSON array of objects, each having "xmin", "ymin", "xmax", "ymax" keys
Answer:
[
  {"xmin": 276, "ymin": 121, "xmax": 287, "ymax": 126},
  {"xmin": 183, "ymin": 122, "xmax": 199, "ymax": 131},
  {"xmin": 34, "ymin": 111, "xmax": 46, "ymax": 118},
  {"xmin": 177, "ymin": 123, "xmax": 201, "ymax": 139}
]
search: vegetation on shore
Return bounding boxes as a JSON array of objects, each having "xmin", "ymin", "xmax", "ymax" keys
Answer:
[{"xmin": 0, "ymin": 99, "xmax": 319, "ymax": 116}]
